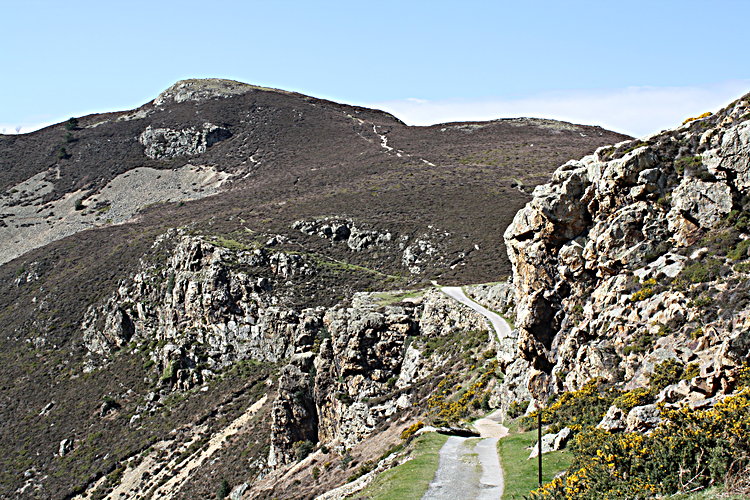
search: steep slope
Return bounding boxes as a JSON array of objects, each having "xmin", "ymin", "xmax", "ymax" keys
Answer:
[
  {"xmin": 0, "ymin": 79, "xmax": 627, "ymax": 499},
  {"xmin": 501, "ymin": 93, "xmax": 750, "ymax": 497}
]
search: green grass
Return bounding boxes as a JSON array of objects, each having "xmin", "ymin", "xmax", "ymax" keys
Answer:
[
  {"xmin": 371, "ymin": 289, "xmax": 426, "ymax": 306},
  {"xmin": 353, "ymin": 432, "xmax": 448, "ymax": 500},
  {"xmin": 212, "ymin": 236, "xmax": 251, "ymax": 251},
  {"xmin": 498, "ymin": 425, "xmax": 572, "ymax": 499}
]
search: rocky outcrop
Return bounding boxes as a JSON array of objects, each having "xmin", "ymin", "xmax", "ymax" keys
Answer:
[
  {"xmin": 268, "ymin": 288, "xmax": 491, "ymax": 466},
  {"xmin": 291, "ymin": 218, "xmax": 393, "ymax": 251},
  {"xmin": 292, "ymin": 218, "xmax": 452, "ymax": 274},
  {"xmin": 79, "ymin": 231, "xmax": 501, "ymax": 471},
  {"xmin": 152, "ymin": 78, "xmax": 274, "ymax": 106},
  {"xmin": 139, "ymin": 123, "xmax": 231, "ymax": 159},
  {"xmin": 502, "ymin": 94, "xmax": 750, "ymax": 410},
  {"xmin": 81, "ymin": 233, "xmax": 322, "ymax": 386}
]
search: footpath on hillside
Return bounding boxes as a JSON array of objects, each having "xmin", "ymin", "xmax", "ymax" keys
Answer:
[{"xmin": 422, "ymin": 287, "xmax": 511, "ymax": 499}]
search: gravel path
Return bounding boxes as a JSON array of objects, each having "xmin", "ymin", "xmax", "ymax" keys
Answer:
[
  {"xmin": 422, "ymin": 288, "xmax": 512, "ymax": 499},
  {"xmin": 423, "ymin": 436, "xmax": 503, "ymax": 500},
  {"xmin": 440, "ymin": 286, "xmax": 513, "ymax": 343}
]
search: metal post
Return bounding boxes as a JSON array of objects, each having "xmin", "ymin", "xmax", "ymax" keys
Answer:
[{"xmin": 538, "ymin": 408, "xmax": 543, "ymax": 487}]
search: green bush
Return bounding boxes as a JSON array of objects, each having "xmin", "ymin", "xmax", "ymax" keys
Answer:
[
  {"xmin": 293, "ymin": 440, "xmax": 315, "ymax": 461},
  {"xmin": 56, "ymin": 147, "xmax": 70, "ymax": 160},
  {"xmin": 508, "ymin": 400, "xmax": 530, "ymax": 419},
  {"xmin": 65, "ymin": 117, "xmax": 79, "ymax": 130},
  {"xmin": 729, "ymin": 239, "xmax": 750, "ymax": 260},
  {"xmin": 624, "ymin": 330, "xmax": 656, "ymax": 356},
  {"xmin": 674, "ymin": 155, "xmax": 702, "ymax": 175},
  {"xmin": 217, "ymin": 479, "xmax": 230, "ymax": 499},
  {"xmin": 679, "ymin": 258, "xmax": 725, "ymax": 283},
  {"xmin": 648, "ymin": 359, "xmax": 685, "ymax": 392}
]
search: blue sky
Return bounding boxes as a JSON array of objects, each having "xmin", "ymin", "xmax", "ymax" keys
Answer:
[{"xmin": 2, "ymin": 0, "xmax": 750, "ymax": 136}]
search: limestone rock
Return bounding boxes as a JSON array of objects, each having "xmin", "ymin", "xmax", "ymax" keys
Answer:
[
  {"xmin": 597, "ymin": 406, "xmax": 626, "ymax": 432},
  {"xmin": 501, "ymin": 94, "xmax": 750, "ymax": 415},
  {"xmin": 139, "ymin": 123, "xmax": 231, "ymax": 159},
  {"xmin": 529, "ymin": 427, "xmax": 572, "ymax": 458},
  {"xmin": 58, "ymin": 439, "xmax": 73, "ymax": 457},
  {"xmin": 625, "ymin": 404, "xmax": 661, "ymax": 433}
]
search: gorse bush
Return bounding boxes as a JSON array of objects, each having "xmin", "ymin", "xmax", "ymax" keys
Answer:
[
  {"xmin": 507, "ymin": 400, "xmax": 530, "ymax": 419},
  {"xmin": 648, "ymin": 358, "xmax": 686, "ymax": 392},
  {"xmin": 530, "ymin": 388, "xmax": 750, "ymax": 499},
  {"xmin": 519, "ymin": 379, "xmax": 617, "ymax": 431},
  {"xmin": 612, "ymin": 388, "xmax": 652, "ymax": 413},
  {"xmin": 682, "ymin": 111, "xmax": 712, "ymax": 125},
  {"xmin": 427, "ymin": 360, "xmax": 498, "ymax": 425},
  {"xmin": 400, "ymin": 421, "xmax": 424, "ymax": 441}
]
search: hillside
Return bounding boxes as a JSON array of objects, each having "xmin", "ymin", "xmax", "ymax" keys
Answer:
[{"xmin": 0, "ymin": 79, "xmax": 627, "ymax": 498}]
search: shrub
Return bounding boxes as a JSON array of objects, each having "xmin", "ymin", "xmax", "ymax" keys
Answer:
[
  {"xmin": 648, "ymin": 359, "xmax": 685, "ymax": 392},
  {"xmin": 65, "ymin": 117, "xmax": 79, "ymax": 130},
  {"xmin": 293, "ymin": 440, "xmax": 315, "ymax": 461},
  {"xmin": 737, "ymin": 364, "xmax": 750, "ymax": 388},
  {"xmin": 508, "ymin": 400, "xmax": 530, "ymax": 419},
  {"xmin": 682, "ymin": 362, "xmax": 700, "ymax": 381},
  {"xmin": 56, "ymin": 147, "xmax": 70, "ymax": 160},
  {"xmin": 624, "ymin": 330, "xmax": 656, "ymax": 356},
  {"xmin": 682, "ymin": 111, "xmax": 712, "ymax": 125},
  {"xmin": 74, "ymin": 198, "xmax": 85, "ymax": 211},
  {"xmin": 673, "ymin": 155, "xmax": 702, "ymax": 175},
  {"xmin": 336, "ymin": 392, "xmax": 353, "ymax": 405},
  {"xmin": 531, "ymin": 388, "xmax": 750, "ymax": 499},
  {"xmin": 631, "ymin": 278, "xmax": 657, "ymax": 302},
  {"xmin": 729, "ymin": 239, "xmax": 750, "ymax": 261},
  {"xmin": 217, "ymin": 479, "xmax": 230, "ymax": 499},
  {"xmin": 400, "ymin": 421, "xmax": 424, "ymax": 441},
  {"xmin": 427, "ymin": 361, "xmax": 498, "ymax": 424},
  {"xmin": 520, "ymin": 379, "xmax": 616, "ymax": 430},
  {"xmin": 160, "ymin": 360, "xmax": 177, "ymax": 384},
  {"xmin": 612, "ymin": 388, "xmax": 653, "ymax": 413},
  {"xmin": 689, "ymin": 295, "xmax": 713, "ymax": 308},
  {"xmin": 679, "ymin": 258, "xmax": 725, "ymax": 283},
  {"xmin": 347, "ymin": 460, "xmax": 375, "ymax": 482}
]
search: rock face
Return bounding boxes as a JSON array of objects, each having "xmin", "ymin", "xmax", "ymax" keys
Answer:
[
  {"xmin": 81, "ymin": 232, "xmax": 321, "ymax": 385},
  {"xmin": 79, "ymin": 231, "xmax": 504, "ymax": 471},
  {"xmin": 502, "ymin": 94, "xmax": 750, "ymax": 410},
  {"xmin": 269, "ymin": 288, "xmax": 492, "ymax": 466},
  {"xmin": 139, "ymin": 123, "xmax": 231, "ymax": 159},
  {"xmin": 292, "ymin": 218, "xmax": 452, "ymax": 274}
]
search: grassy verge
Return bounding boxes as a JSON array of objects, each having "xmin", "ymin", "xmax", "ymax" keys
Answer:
[
  {"xmin": 352, "ymin": 432, "xmax": 448, "ymax": 500},
  {"xmin": 498, "ymin": 424, "xmax": 572, "ymax": 499},
  {"xmin": 371, "ymin": 289, "xmax": 426, "ymax": 306}
]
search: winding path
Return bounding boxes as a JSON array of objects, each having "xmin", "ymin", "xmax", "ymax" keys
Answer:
[
  {"xmin": 439, "ymin": 286, "xmax": 512, "ymax": 343},
  {"xmin": 422, "ymin": 287, "xmax": 512, "ymax": 499}
]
